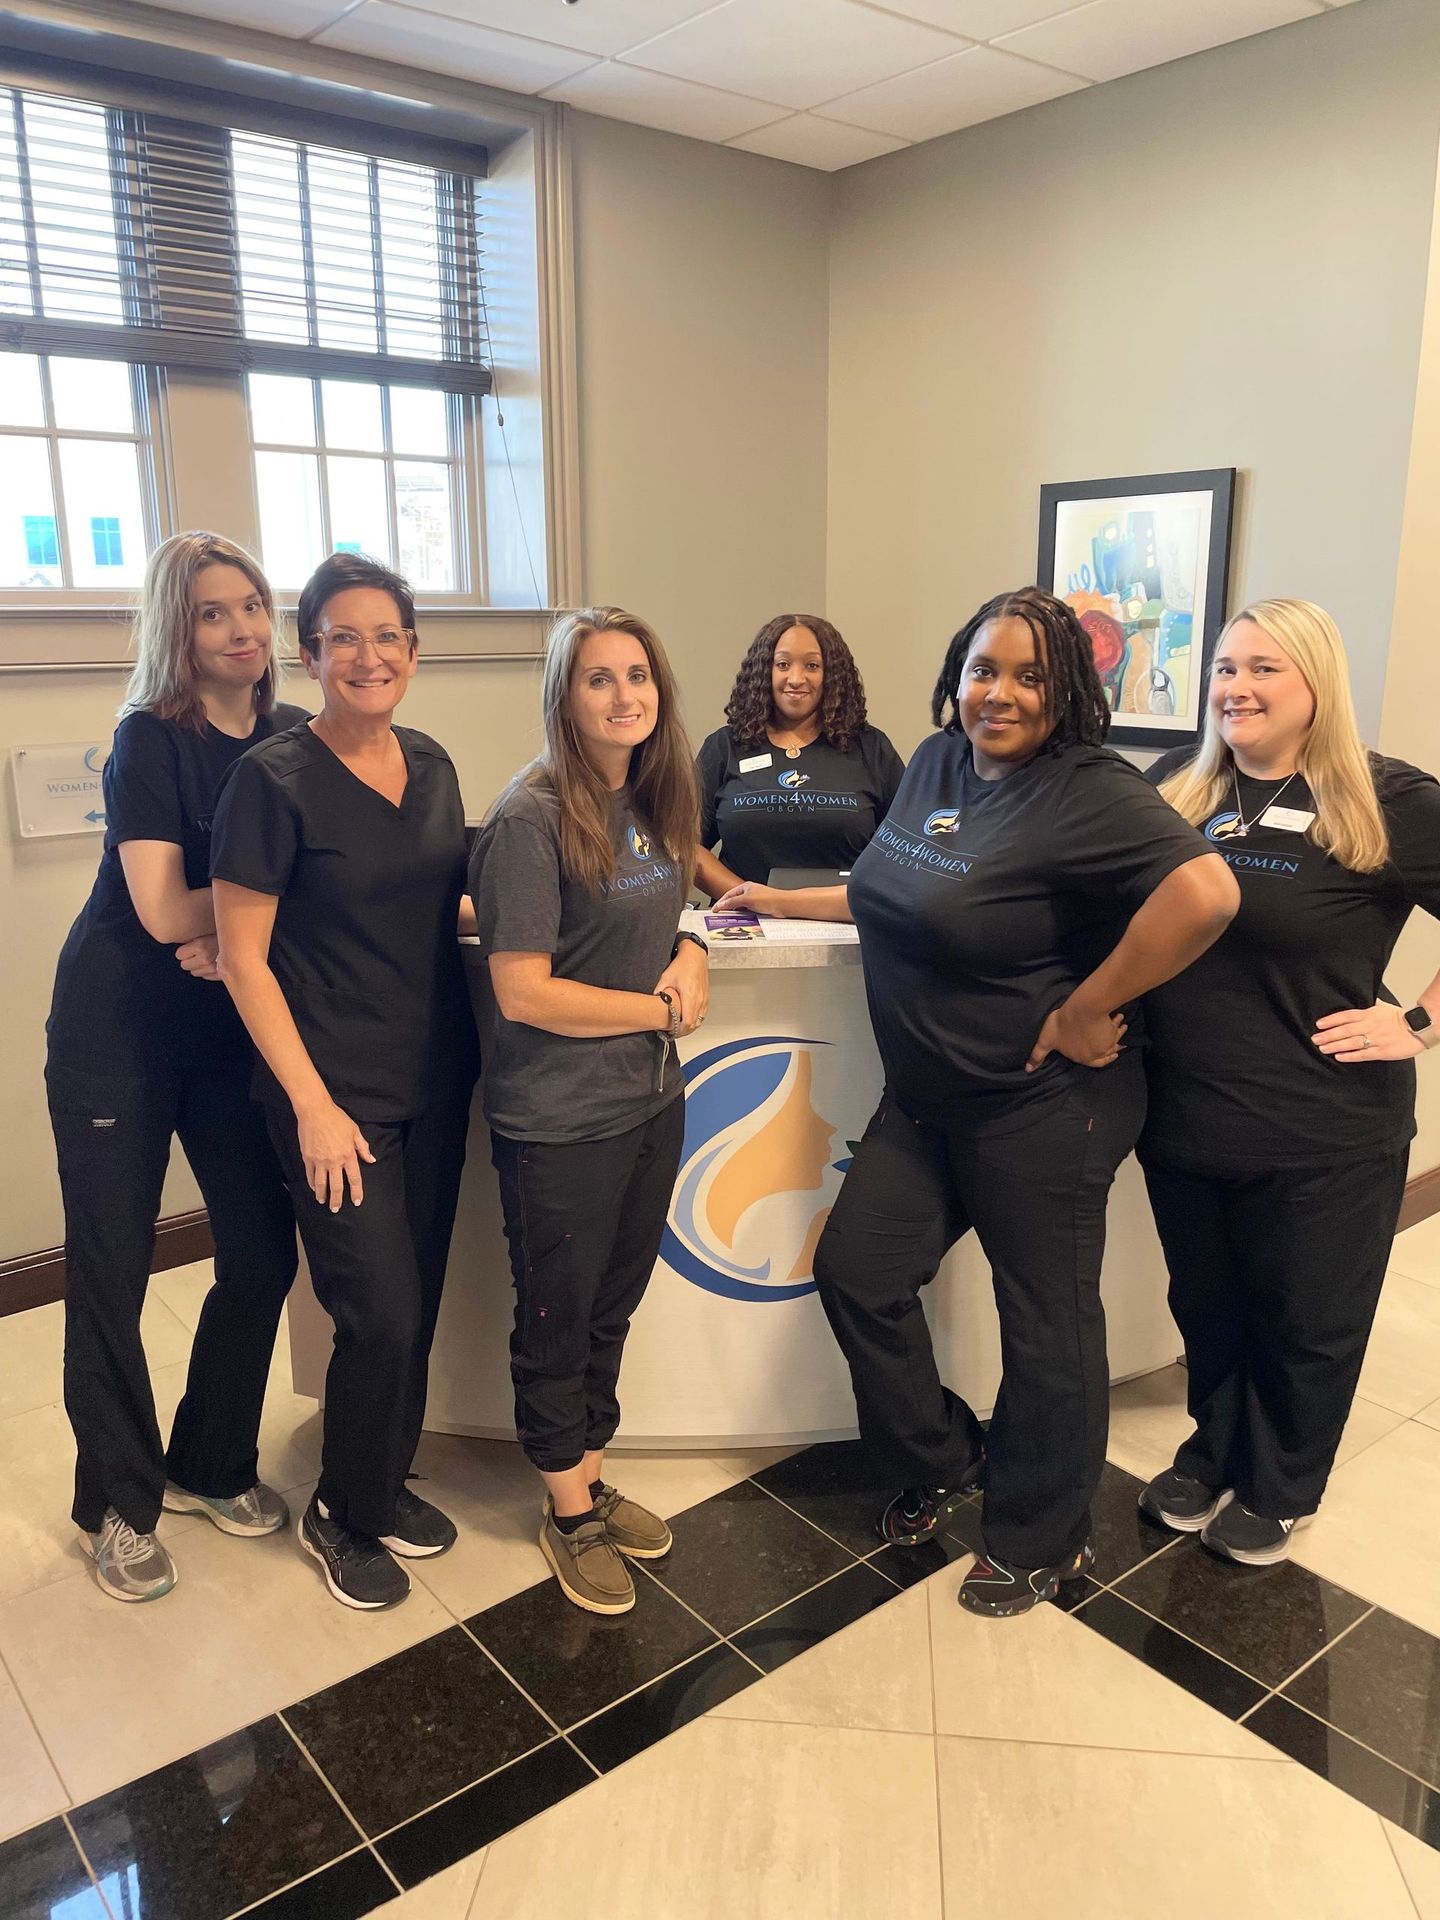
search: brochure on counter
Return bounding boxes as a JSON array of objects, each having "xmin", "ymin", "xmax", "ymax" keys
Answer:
[{"xmin": 679, "ymin": 906, "xmax": 859, "ymax": 946}]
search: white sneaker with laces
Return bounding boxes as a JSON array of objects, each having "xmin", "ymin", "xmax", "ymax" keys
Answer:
[{"xmin": 80, "ymin": 1509, "xmax": 177, "ymax": 1602}]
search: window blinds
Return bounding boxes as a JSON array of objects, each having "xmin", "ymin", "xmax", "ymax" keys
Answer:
[{"xmin": 0, "ymin": 84, "xmax": 490, "ymax": 395}]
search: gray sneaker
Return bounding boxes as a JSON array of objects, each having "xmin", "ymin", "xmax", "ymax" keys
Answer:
[
  {"xmin": 538, "ymin": 1507, "xmax": 635, "ymax": 1615},
  {"xmin": 163, "ymin": 1481, "xmax": 289, "ymax": 1537},
  {"xmin": 80, "ymin": 1509, "xmax": 177, "ymax": 1603},
  {"xmin": 591, "ymin": 1482, "xmax": 672, "ymax": 1559}
]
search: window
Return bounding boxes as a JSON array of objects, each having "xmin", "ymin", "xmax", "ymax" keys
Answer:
[
  {"xmin": 2, "ymin": 81, "xmax": 501, "ymax": 600},
  {"xmin": 0, "ymin": 354, "xmax": 154, "ymax": 588},
  {"xmin": 248, "ymin": 374, "xmax": 467, "ymax": 591}
]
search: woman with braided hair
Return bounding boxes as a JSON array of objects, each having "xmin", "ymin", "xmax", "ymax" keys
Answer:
[
  {"xmin": 695, "ymin": 613, "xmax": 904, "ymax": 921},
  {"xmin": 814, "ymin": 587, "xmax": 1238, "ymax": 1616}
]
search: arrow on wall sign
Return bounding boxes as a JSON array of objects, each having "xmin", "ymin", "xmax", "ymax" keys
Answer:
[{"xmin": 84, "ymin": 810, "xmax": 106, "ymax": 824}]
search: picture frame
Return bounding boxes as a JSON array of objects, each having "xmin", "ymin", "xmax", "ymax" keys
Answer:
[{"xmin": 1037, "ymin": 468, "xmax": 1236, "ymax": 751}]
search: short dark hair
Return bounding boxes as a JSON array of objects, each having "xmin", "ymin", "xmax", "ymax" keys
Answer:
[
  {"xmin": 931, "ymin": 587, "xmax": 1111, "ymax": 751},
  {"xmin": 297, "ymin": 551, "xmax": 417, "ymax": 656}
]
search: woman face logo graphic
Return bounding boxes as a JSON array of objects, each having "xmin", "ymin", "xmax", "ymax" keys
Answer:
[
  {"xmin": 778, "ymin": 770, "xmax": 810, "ymax": 789},
  {"xmin": 1205, "ymin": 812, "xmax": 1245, "ymax": 843},
  {"xmin": 627, "ymin": 823, "xmax": 653, "ymax": 860},
  {"xmin": 924, "ymin": 808, "xmax": 961, "ymax": 837},
  {"xmin": 661, "ymin": 1037, "xmax": 853, "ymax": 1302}
]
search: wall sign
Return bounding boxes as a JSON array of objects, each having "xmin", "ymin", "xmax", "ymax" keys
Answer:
[{"xmin": 12, "ymin": 742, "xmax": 110, "ymax": 838}]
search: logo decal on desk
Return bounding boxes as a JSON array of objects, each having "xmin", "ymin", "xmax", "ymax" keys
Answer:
[{"xmin": 662, "ymin": 1036, "xmax": 853, "ymax": 1303}]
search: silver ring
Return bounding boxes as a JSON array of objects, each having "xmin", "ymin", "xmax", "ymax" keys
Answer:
[{"xmin": 1361, "ymin": 1035, "xmax": 1371, "ymax": 1049}]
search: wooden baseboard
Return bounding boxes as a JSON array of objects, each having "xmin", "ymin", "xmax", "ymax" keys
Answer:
[
  {"xmin": 1398, "ymin": 1163, "xmax": 1440, "ymax": 1234},
  {"xmin": 0, "ymin": 1209, "xmax": 216, "ymax": 1319},
  {"xmin": 3, "ymin": 1160, "xmax": 1439, "ymax": 1322}
]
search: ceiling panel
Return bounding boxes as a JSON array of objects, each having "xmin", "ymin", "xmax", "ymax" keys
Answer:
[
  {"xmin": 821, "ymin": 41, "xmax": 1086, "ymax": 139},
  {"xmin": 142, "ymin": 0, "xmax": 357, "ymax": 34},
  {"xmin": 384, "ymin": 0, "xmax": 723, "ymax": 58},
  {"xmin": 313, "ymin": 1, "xmax": 599, "ymax": 90},
  {"xmin": 995, "ymin": 0, "xmax": 1326, "ymax": 85},
  {"xmin": 860, "ymin": 0, "xmax": 1093, "ymax": 38},
  {"xmin": 620, "ymin": 0, "xmax": 969, "ymax": 112},
  {"xmin": 543, "ymin": 62, "xmax": 785, "ymax": 140},
  {"xmin": 728, "ymin": 113, "xmax": 909, "ymax": 170}
]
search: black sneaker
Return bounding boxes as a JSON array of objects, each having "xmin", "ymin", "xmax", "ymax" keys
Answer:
[
  {"xmin": 298, "ymin": 1497, "xmax": 410, "ymax": 1610},
  {"xmin": 379, "ymin": 1485, "xmax": 457, "ymax": 1560},
  {"xmin": 1200, "ymin": 1500, "xmax": 1312, "ymax": 1567},
  {"xmin": 878, "ymin": 1472, "xmax": 983, "ymax": 1548},
  {"xmin": 1138, "ymin": 1468, "xmax": 1233, "ymax": 1533},
  {"xmin": 959, "ymin": 1542, "xmax": 1096, "ymax": 1618}
]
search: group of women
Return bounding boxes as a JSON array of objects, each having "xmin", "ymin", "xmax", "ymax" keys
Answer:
[{"xmin": 46, "ymin": 529, "xmax": 1440, "ymax": 1623}]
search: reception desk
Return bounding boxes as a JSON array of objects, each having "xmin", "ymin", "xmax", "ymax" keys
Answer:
[{"xmin": 288, "ymin": 925, "xmax": 1181, "ymax": 1447}]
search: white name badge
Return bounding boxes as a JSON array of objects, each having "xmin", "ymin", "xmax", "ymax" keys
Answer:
[
  {"xmin": 1259, "ymin": 805, "xmax": 1315, "ymax": 832},
  {"xmin": 738, "ymin": 753, "xmax": 772, "ymax": 772}
]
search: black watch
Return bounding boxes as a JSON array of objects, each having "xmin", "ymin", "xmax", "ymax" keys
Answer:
[
  {"xmin": 1403, "ymin": 1005, "xmax": 1433, "ymax": 1034},
  {"xmin": 674, "ymin": 929, "xmax": 709, "ymax": 958}
]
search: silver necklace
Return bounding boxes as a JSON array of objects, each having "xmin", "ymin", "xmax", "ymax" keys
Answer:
[{"xmin": 1231, "ymin": 768, "xmax": 1300, "ymax": 838}]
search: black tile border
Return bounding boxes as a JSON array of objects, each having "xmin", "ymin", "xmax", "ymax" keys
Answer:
[{"xmin": 5, "ymin": 1446, "xmax": 1440, "ymax": 1920}]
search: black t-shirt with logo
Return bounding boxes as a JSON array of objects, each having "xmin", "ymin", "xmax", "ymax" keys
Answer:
[
  {"xmin": 1141, "ymin": 749, "xmax": 1440, "ymax": 1173},
  {"xmin": 209, "ymin": 722, "xmax": 478, "ymax": 1123},
  {"xmin": 697, "ymin": 724, "xmax": 905, "ymax": 884},
  {"xmin": 469, "ymin": 776, "xmax": 687, "ymax": 1144},
  {"xmin": 47, "ymin": 702, "xmax": 310, "ymax": 1103},
  {"xmin": 845, "ymin": 730, "xmax": 1210, "ymax": 1119}
]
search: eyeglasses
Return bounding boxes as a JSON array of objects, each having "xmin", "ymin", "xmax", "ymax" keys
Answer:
[{"xmin": 308, "ymin": 627, "xmax": 416, "ymax": 656}]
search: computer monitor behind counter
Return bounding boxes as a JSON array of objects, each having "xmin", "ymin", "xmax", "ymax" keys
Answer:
[{"xmin": 768, "ymin": 868, "xmax": 850, "ymax": 889}]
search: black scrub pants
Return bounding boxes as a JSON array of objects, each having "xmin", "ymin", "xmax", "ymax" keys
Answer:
[
  {"xmin": 266, "ymin": 1099, "xmax": 470, "ymax": 1539},
  {"xmin": 814, "ymin": 1056, "xmax": 1146, "ymax": 1570},
  {"xmin": 1142, "ymin": 1148, "xmax": 1409, "ymax": 1518},
  {"xmin": 491, "ymin": 1096, "xmax": 685, "ymax": 1474},
  {"xmin": 48, "ymin": 1048, "xmax": 298, "ymax": 1536}
]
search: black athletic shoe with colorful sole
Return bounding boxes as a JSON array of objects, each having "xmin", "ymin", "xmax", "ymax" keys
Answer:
[
  {"xmin": 958, "ymin": 1541, "xmax": 1096, "ymax": 1618},
  {"xmin": 878, "ymin": 1469, "xmax": 985, "ymax": 1548}
]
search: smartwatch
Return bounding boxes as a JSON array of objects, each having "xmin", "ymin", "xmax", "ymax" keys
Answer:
[
  {"xmin": 673, "ymin": 929, "xmax": 709, "ymax": 958},
  {"xmin": 1404, "ymin": 1005, "xmax": 1437, "ymax": 1047}
]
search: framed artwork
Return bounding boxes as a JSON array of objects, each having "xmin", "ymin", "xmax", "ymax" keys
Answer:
[{"xmin": 1037, "ymin": 468, "xmax": 1236, "ymax": 751}]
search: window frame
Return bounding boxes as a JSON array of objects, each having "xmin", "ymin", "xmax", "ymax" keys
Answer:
[
  {"xmin": 245, "ymin": 373, "xmax": 484, "ymax": 601},
  {"xmin": 0, "ymin": 355, "xmax": 169, "ymax": 601}
]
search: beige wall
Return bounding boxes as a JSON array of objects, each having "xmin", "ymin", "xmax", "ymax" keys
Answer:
[
  {"xmin": 826, "ymin": 0, "xmax": 1440, "ymax": 758},
  {"xmin": 0, "ymin": 107, "xmax": 831, "ymax": 1261},
  {"xmin": 1379, "ymin": 139, "xmax": 1440, "ymax": 1176}
]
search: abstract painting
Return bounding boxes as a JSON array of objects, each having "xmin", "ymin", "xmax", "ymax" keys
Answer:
[{"xmin": 1038, "ymin": 468, "xmax": 1236, "ymax": 749}]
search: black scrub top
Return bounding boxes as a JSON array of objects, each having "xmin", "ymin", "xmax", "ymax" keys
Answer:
[
  {"xmin": 845, "ymin": 730, "xmax": 1211, "ymax": 1121},
  {"xmin": 696, "ymin": 724, "xmax": 904, "ymax": 885},
  {"xmin": 46, "ymin": 702, "xmax": 310, "ymax": 1104},
  {"xmin": 209, "ymin": 722, "xmax": 478, "ymax": 1122},
  {"xmin": 1142, "ymin": 749, "xmax": 1440, "ymax": 1174}
]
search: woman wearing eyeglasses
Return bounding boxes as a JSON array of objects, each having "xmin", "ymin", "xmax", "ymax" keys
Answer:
[{"xmin": 210, "ymin": 551, "xmax": 478, "ymax": 1611}]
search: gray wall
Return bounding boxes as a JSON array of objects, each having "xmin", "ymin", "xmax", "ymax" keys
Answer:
[{"xmin": 826, "ymin": 0, "xmax": 1440, "ymax": 755}]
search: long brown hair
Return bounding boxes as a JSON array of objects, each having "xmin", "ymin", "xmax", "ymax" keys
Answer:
[
  {"xmin": 725, "ymin": 614, "xmax": 869, "ymax": 753},
  {"xmin": 526, "ymin": 606, "xmax": 698, "ymax": 892},
  {"xmin": 1159, "ymin": 599, "xmax": 1388, "ymax": 873},
  {"xmin": 122, "ymin": 532, "xmax": 280, "ymax": 731}
]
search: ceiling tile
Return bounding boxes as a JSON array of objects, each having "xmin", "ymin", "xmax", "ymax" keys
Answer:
[
  {"xmin": 820, "ymin": 41, "xmax": 1086, "ymax": 138},
  {"xmin": 544, "ymin": 62, "xmax": 786, "ymax": 140},
  {"xmin": 995, "ymin": 0, "xmax": 1326, "ymax": 85},
  {"xmin": 727, "ymin": 113, "xmax": 909, "ymax": 169},
  {"xmin": 620, "ymin": 0, "xmax": 969, "ymax": 112},
  {"xmin": 387, "ymin": 0, "xmax": 723, "ymax": 58},
  {"xmin": 860, "ymin": 0, "xmax": 1091, "ymax": 38},
  {"xmin": 142, "ymin": 0, "xmax": 357, "ymax": 32},
  {"xmin": 313, "ymin": 0, "xmax": 599, "ymax": 88}
]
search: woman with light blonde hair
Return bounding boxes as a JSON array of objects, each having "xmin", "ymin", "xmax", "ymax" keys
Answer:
[
  {"xmin": 46, "ymin": 532, "xmax": 307, "ymax": 1603},
  {"xmin": 1137, "ymin": 598, "xmax": 1440, "ymax": 1564},
  {"xmin": 469, "ymin": 606, "xmax": 708, "ymax": 1614}
]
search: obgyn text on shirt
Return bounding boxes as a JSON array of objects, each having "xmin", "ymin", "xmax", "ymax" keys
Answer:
[{"xmin": 872, "ymin": 818, "xmax": 976, "ymax": 880}]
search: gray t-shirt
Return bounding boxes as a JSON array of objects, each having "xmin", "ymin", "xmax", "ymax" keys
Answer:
[{"xmin": 469, "ymin": 775, "xmax": 687, "ymax": 1143}]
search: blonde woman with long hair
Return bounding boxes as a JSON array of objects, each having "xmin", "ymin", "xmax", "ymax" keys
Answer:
[
  {"xmin": 46, "ymin": 532, "xmax": 306, "ymax": 1602},
  {"xmin": 1138, "ymin": 599, "xmax": 1440, "ymax": 1564},
  {"xmin": 469, "ymin": 607, "xmax": 708, "ymax": 1614}
]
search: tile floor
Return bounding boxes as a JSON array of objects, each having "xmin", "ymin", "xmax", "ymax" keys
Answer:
[{"xmin": 1, "ymin": 1222, "xmax": 1438, "ymax": 1919}]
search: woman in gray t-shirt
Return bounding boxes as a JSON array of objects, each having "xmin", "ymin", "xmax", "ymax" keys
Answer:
[{"xmin": 469, "ymin": 605, "xmax": 708, "ymax": 1616}]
